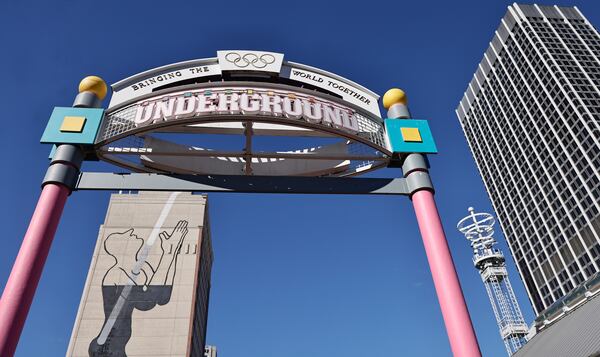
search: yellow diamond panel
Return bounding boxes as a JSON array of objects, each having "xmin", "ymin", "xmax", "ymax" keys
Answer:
[
  {"xmin": 60, "ymin": 116, "xmax": 87, "ymax": 133},
  {"xmin": 401, "ymin": 127, "xmax": 422, "ymax": 142}
]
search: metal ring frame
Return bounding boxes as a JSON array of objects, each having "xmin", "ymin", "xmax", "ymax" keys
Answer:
[{"xmin": 97, "ymin": 82, "xmax": 391, "ymax": 177}]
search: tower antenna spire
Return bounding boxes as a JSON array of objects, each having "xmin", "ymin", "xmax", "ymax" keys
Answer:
[{"xmin": 457, "ymin": 208, "xmax": 528, "ymax": 355}]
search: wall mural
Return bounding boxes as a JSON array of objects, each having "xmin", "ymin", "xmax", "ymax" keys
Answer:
[{"xmin": 89, "ymin": 220, "xmax": 189, "ymax": 356}]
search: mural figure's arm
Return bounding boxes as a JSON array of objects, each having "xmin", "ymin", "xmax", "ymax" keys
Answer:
[
  {"xmin": 163, "ymin": 221, "xmax": 188, "ymax": 285},
  {"xmin": 148, "ymin": 220, "xmax": 189, "ymax": 286}
]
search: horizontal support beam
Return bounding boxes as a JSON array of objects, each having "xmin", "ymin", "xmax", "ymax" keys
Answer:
[
  {"xmin": 102, "ymin": 149, "xmax": 388, "ymax": 161},
  {"xmin": 75, "ymin": 172, "xmax": 409, "ymax": 195}
]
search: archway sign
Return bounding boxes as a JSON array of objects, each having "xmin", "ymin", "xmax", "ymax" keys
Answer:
[{"xmin": 0, "ymin": 50, "xmax": 481, "ymax": 357}]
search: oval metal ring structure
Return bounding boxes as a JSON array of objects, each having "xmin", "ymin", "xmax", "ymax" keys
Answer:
[{"xmin": 97, "ymin": 83, "xmax": 390, "ymax": 177}]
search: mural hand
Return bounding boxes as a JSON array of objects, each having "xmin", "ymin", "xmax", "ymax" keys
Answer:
[
  {"xmin": 178, "ymin": 222, "xmax": 188, "ymax": 253},
  {"xmin": 172, "ymin": 220, "xmax": 189, "ymax": 248}
]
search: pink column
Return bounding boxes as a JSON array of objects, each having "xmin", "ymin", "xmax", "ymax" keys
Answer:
[
  {"xmin": 411, "ymin": 189, "xmax": 481, "ymax": 357},
  {"xmin": 0, "ymin": 183, "xmax": 70, "ymax": 357}
]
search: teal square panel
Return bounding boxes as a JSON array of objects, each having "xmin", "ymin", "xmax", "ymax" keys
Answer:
[
  {"xmin": 40, "ymin": 107, "xmax": 104, "ymax": 145},
  {"xmin": 385, "ymin": 119, "xmax": 438, "ymax": 154}
]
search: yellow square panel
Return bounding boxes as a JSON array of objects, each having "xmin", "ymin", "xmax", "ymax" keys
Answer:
[
  {"xmin": 60, "ymin": 116, "xmax": 86, "ymax": 133},
  {"xmin": 401, "ymin": 127, "xmax": 422, "ymax": 142}
]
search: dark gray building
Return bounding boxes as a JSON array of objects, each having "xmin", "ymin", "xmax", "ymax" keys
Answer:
[
  {"xmin": 456, "ymin": 4, "xmax": 600, "ymax": 316},
  {"xmin": 66, "ymin": 191, "xmax": 213, "ymax": 356}
]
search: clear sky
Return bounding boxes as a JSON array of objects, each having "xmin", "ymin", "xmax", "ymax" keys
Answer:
[{"xmin": 1, "ymin": 1, "xmax": 599, "ymax": 356}]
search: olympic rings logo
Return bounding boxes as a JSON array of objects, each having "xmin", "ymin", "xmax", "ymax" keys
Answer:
[{"xmin": 224, "ymin": 52, "xmax": 277, "ymax": 69}]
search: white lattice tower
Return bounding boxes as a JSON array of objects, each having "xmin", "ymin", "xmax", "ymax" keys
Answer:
[{"xmin": 457, "ymin": 207, "xmax": 529, "ymax": 356}]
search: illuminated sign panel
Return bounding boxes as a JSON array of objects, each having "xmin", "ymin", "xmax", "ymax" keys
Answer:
[
  {"xmin": 98, "ymin": 82, "xmax": 388, "ymax": 177},
  {"xmin": 132, "ymin": 87, "xmax": 360, "ymax": 134},
  {"xmin": 99, "ymin": 83, "xmax": 386, "ymax": 147}
]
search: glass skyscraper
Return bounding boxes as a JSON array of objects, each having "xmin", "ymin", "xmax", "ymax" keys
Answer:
[{"xmin": 456, "ymin": 4, "xmax": 600, "ymax": 314}]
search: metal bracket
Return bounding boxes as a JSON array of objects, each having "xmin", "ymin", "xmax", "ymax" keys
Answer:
[
  {"xmin": 73, "ymin": 91, "xmax": 101, "ymax": 108},
  {"xmin": 42, "ymin": 144, "xmax": 85, "ymax": 191},
  {"xmin": 402, "ymin": 153, "xmax": 434, "ymax": 196},
  {"xmin": 75, "ymin": 172, "xmax": 410, "ymax": 195},
  {"xmin": 402, "ymin": 153, "xmax": 429, "ymax": 175},
  {"xmin": 43, "ymin": 163, "xmax": 79, "ymax": 190},
  {"xmin": 405, "ymin": 171, "xmax": 434, "ymax": 195}
]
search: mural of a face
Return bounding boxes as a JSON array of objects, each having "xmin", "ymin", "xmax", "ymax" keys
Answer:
[{"xmin": 89, "ymin": 221, "xmax": 189, "ymax": 356}]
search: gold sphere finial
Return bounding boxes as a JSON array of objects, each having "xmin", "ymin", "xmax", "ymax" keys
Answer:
[
  {"xmin": 79, "ymin": 76, "xmax": 108, "ymax": 100},
  {"xmin": 383, "ymin": 88, "xmax": 407, "ymax": 109}
]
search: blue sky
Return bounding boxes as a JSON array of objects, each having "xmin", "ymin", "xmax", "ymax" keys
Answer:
[{"xmin": 1, "ymin": 1, "xmax": 599, "ymax": 356}]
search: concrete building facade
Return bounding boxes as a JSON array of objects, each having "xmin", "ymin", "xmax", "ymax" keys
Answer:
[
  {"xmin": 456, "ymin": 4, "xmax": 600, "ymax": 314},
  {"xmin": 66, "ymin": 191, "xmax": 213, "ymax": 356}
]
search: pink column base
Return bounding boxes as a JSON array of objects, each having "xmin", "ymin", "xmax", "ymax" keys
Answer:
[
  {"xmin": 0, "ymin": 184, "xmax": 69, "ymax": 357},
  {"xmin": 411, "ymin": 189, "xmax": 481, "ymax": 357}
]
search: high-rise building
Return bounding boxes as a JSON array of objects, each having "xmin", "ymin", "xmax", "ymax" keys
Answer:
[
  {"xmin": 66, "ymin": 191, "xmax": 213, "ymax": 356},
  {"xmin": 456, "ymin": 4, "xmax": 600, "ymax": 315}
]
